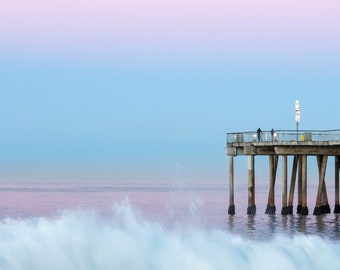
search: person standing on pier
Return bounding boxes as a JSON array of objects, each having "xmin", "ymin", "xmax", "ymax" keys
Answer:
[
  {"xmin": 271, "ymin": 128, "xmax": 275, "ymax": 141},
  {"xmin": 257, "ymin": 128, "xmax": 262, "ymax": 142}
]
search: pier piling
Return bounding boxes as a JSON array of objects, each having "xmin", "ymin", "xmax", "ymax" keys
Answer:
[
  {"xmin": 297, "ymin": 158, "xmax": 303, "ymax": 214},
  {"xmin": 247, "ymin": 155, "xmax": 256, "ymax": 215},
  {"xmin": 300, "ymin": 155, "xmax": 308, "ymax": 215},
  {"xmin": 228, "ymin": 155, "xmax": 235, "ymax": 215},
  {"xmin": 320, "ymin": 182, "xmax": 331, "ymax": 214},
  {"xmin": 287, "ymin": 155, "xmax": 298, "ymax": 215},
  {"xmin": 335, "ymin": 156, "xmax": 340, "ymax": 213},
  {"xmin": 265, "ymin": 155, "xmax": 278, "ymax": 214},
  {"xmin": 314, "ymin": 155, "xmax": 330, "ymax": 215},
  {"xmin": 281, "ymin": 155, "xmax": 289, "ymax": 215}
]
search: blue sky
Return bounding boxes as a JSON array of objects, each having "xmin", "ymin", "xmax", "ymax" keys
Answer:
[
  {"xmin": 1, "ymin": 1, "xmax": 339, "ymax": 183},
  {"xmin": 1, "ymin": 55, "xmax": 339, "ymax": 183}
]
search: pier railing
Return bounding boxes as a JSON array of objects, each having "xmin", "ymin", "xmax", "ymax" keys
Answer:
[{"xmin": 226, "ymin": 129, "xmax": 340, "ymax": 146}]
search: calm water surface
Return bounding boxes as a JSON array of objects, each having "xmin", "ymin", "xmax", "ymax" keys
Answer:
[{"xmin": 1, "ymin": 182, "xmax": 339, "ymax": 241}]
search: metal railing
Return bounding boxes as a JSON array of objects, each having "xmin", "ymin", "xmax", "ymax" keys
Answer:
[{"xmin": 226, "ymin": 129, "xmax": 340, "ymax": 146}]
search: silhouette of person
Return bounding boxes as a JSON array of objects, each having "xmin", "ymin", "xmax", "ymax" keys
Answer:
[
  {"xmin": 271, "ymin": 128, "xmax": 275, "ymax": 141},
  {"xmin": 257, "ymin": 128, "xmax": 261, "ymax": 142}
]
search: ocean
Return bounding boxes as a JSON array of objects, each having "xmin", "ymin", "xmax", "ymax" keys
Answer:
[{"xmin": 0, "ymin": 181, "xmax": 340, "ymax": 269}]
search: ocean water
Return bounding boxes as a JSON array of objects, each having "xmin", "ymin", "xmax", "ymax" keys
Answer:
[{"xmin": 0, "ymin": 182, "xmax": 340, "ymax": 270}]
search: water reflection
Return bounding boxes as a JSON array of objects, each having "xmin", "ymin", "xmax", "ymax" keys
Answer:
[
  {"xmin": 247, "ymin": 215, "xmax": 256, "ymax": 238},
  {"xmin": 315, "ymin": 215, "xmax": 327, "ymax": 234},
  {"xmin": 225, "ymin": 213, "xmax": 340, "ymax": 241},
  {"xmin": 267, "ymin": 215, "xmax": 277, "ymax": 235},
  {"xmin": 332, "ymin": 215, "xmax": 340, "ymax": 238},
  {"xmin": 281, "ymin": 215, "xmax": 288, "ymax": 231},
  {"xmin": 227, "ymin": 215, "xmax": 234, "ymax": 232}
]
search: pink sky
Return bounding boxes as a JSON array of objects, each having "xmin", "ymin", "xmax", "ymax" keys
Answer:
[{"xmin": 1, "ymin": 0, "xmax": 339, "ymax": 57}]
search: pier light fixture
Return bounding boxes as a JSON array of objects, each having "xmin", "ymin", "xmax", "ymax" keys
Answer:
[{"xmin": 295, "ymin": 100, "xmax": 300, "ymax": 141}]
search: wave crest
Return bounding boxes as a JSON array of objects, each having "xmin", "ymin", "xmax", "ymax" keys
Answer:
[{"xmin": 0, "ymin": 201, "xmax": 339, "ymax": 270}]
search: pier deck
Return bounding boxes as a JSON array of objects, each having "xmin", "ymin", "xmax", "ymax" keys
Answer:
[{"xmin": 225, "ymin": 129, "xmax": 340, "ymax": 215}]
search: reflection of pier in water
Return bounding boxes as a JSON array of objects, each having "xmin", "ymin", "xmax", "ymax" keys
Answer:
[{"xmin": 225, "ymin": 129, "xmax": 340, "ymax": 215}]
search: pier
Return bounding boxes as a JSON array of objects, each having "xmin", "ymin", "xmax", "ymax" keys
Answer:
[{"xmin": 225, "ymin": 129, "xmax": 340, "ymax": 215}]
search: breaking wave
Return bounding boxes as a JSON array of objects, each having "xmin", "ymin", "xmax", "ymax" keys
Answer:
[{"xmin": 0, "ymin": 200, "xmax": 339, "ymax": 270}]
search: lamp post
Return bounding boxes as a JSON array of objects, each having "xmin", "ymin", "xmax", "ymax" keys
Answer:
[{"xmin": 295, "ymin": 100, "xmax": 300, "ymax": 142}]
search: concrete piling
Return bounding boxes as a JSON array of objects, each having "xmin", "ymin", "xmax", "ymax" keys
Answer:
[
  {"xmin": 287, "ymin": 155, "xmax": 298, "ymax": 215},
  {"xmin": 320, "ymin": 181, "xmax": 331, "ymax": 214},
  {"xmin": 319, "ymin": 156, "xmax": 330, "ymax": 214},
  {"xmin": 297, "ymin": 158, "xmax": 302, "ymax": 214},
  {"xmin": 228, "ymin": 155, "xmax": 235, "ymax": 215},
  {"xmin": 247, "ymin": 155, "xmax": 256, "ymax": 215},
  {"xmin": 265, "ymin": 155, "xmax": 278, "ymax": 214},
  {"xmin": 281, "ymin": 155, "xmax": 290, "ymax": 215},
  {"xmin": 335, "ymin": 156, "xmax": 340, "ymax": 213},
  {"xmin": 300, "ymin": 155, "xmax": 308, "ymax": 215},
  {"xmin": 313, "ymin": 155, "xmax": 328, "ymax": 215}
]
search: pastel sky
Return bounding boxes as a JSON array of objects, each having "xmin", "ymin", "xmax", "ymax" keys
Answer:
[{"xmin": 1, "ymin": 0, "xmax": 340, "ymax": 183}]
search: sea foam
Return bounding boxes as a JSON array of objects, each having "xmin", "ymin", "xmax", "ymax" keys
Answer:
[{"xmin": 0, "ymin": 200, "xmax": 339, "ymax": 270}]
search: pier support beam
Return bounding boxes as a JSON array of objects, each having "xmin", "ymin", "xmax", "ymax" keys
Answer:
[
  {"xmin": 265, "ymin": 155, "xmax": 278, "ymax": 214},
  {"xmin": 287, "ymin": 155, "xmax": 299, "ymax": 215},
  {"xmin": 247, "ymin": 155, "xmax": 256, "ymax": 215},
  {"xmin": 297, "ymin": 156, "xmax": 303, "ymax": 214},
  {"xmin": 228, "ymin": 155, "xmax": 235, "ymax": 215},
  {"xmin": 281, "ymin": 155, "xmax": 290, "ymax": 215},
  {"xmin": 319, "ymin": 156, "xmax": 330, "ymax": 214},
  {"xmin": 321, "ymin": 180, "xmax": 330, "ymax": 213},
  {"xmin": 314, "ymin": 155, "xmax": 329, "ymax": 215},
  {"xmin": 301, "ymin": 155, "xmax": 308, "ymax": 215},
  {"xmin": 335, "ymin": 156, "xmax": 340, "ymax": 213}
]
